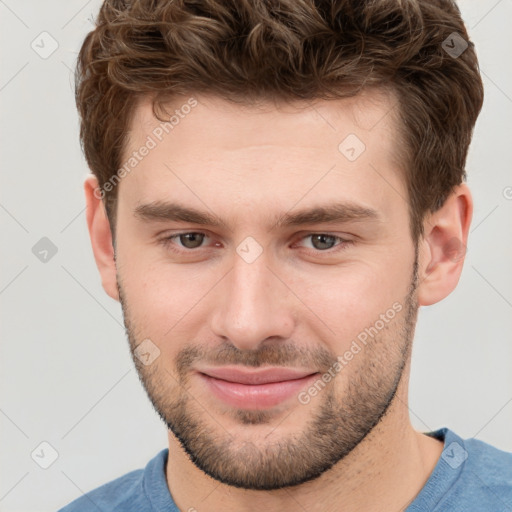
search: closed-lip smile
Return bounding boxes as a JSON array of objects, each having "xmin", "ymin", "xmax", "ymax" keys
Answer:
[{"xmin": 196, "ymin": 366, "xmax": 320, "ymax": 409}]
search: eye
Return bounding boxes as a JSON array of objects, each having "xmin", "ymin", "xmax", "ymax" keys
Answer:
[
  {"xmin": 297, "ymin": 233, "xmax": 352, "ymax": 252},
  {"xmin": 159, "ymin": 231, "xmax": 353, "ymax": 255},
  {"xmin": 161, "ymin": 232, "xmax": 208, "ymax": 250}
]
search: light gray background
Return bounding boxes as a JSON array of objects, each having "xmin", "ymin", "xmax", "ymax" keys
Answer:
[{"xmin": 1, "ymin": 1, "xmax": 511, "ymax": 510}]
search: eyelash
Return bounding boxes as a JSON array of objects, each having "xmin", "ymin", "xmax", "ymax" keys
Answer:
[{"xmin": 159, "ymin": 232, "xmax": 354, "ymax": 255}]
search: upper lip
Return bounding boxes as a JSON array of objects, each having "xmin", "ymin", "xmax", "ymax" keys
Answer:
[{"xmin": 197, "ymin": 367, "xmax": 318, "ymax": 385}]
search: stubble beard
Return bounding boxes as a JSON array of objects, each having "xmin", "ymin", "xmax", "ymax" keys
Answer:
[{"xmin": 118, "ymin": 253, "xmax": 419, "ymax": 490}]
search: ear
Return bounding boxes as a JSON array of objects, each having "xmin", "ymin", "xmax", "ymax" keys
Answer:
[
  {"xmin": 84, "ymin": 175, "xmax": 119, "ymax": 302},
  {"xmin": 417, "ymin": 183, "xmax": 473, "ymax": 306}
]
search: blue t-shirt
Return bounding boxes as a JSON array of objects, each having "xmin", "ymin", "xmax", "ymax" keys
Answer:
[{"xmin": 58, "ymin": 428, "xmax": 512, "ymax": 511}]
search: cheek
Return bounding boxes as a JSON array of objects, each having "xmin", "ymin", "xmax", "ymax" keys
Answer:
[
  {"xmin": 118, "ymin": 224, "xmax": 413, "ymax": 357},
  {"xmin": 285, "ymin": 259, "xmax": 410, "ymax": 347},
  {"xmin": 120, "ymin": 258, "xmax": 218, "ymax": 348}
]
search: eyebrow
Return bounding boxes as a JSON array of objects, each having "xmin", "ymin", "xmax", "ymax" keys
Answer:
[{"xmin": 133, "ymin": 200, "xmax": 381, "ymax": 230}]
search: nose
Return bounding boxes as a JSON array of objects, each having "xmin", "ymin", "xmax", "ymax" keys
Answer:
[{"xmin": 210, "ymin": 248, "xmax": 295, "ymax": 351}]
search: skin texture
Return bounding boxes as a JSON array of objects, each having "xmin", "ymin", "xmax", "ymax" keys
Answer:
[{"xmin": 85, "ymin": 89, "xmax": 472, "ymax": 512}]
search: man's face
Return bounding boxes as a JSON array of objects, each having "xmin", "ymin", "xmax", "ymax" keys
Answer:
[{"xmin": 113, "ymin": 91, "xmax": 419, "ymax": 490}]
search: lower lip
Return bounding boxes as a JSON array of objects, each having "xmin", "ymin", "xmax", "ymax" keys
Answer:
[{"xmin": 198, "ymin": 372, "xmax": 320, "ymax": 410}]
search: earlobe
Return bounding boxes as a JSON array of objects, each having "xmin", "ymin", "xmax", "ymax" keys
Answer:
[
  {"xmin": 84, "ymin": 175, "xmax": 120, "ymax": 302},
  {"xmin": 417, "ymin": 184, "xmax": 473, "ymax": 306}
]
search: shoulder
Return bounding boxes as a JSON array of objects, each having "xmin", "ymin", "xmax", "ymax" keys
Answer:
[
  {"xmin": 462, "ymin": 436, "xmax": 512, "ymax": 488},
  {"xmin": 409, "ymin": 429, "xmax": 512, "ymax": 512},
  {"xmin": 58, "ymin": 469, "xmax": 144, "ymax": 511},
  {"xmin": 440, "ymin": 429, "xmax": 512, "ymax": 510},
  {"xmin": 57, "ymin": 449, "xmax": 169, "ymax": 512}
]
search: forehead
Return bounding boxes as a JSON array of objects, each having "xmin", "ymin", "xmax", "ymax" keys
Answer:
[
  {"xmin": 118, "ymin": 89, "xmax": 407, "ymax": 228},
  {"xmin": 127, "ymin": 88, "xmax": 400, "ymax": 155}
]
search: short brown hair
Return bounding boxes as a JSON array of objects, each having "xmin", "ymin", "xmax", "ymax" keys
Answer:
[{"xmin": 75, "ymin": 0, "xmax": 484, "ymax": 242}]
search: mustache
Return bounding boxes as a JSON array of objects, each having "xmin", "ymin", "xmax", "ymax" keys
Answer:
[{"xmin": 175, "ymin": 342, "xmax": 337, "ymax": 375}]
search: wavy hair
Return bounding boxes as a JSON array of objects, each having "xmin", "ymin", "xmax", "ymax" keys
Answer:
[{"xmin": 75, "ymin": 0, "xmax": 484, "ymax": 241}]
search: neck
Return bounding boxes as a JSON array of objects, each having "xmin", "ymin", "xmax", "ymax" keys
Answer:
[{"xmin": 165, "ymin": 374, "xmax": 443, "ymax": 512}]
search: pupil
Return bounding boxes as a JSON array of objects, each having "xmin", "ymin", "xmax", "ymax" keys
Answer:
[{"xmin": 313, "ymin": 234, "xmax": 335, "ymax": 250}]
